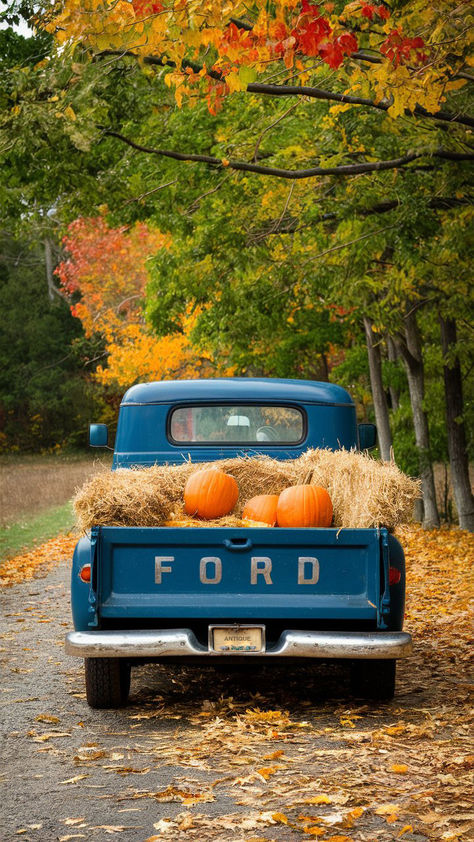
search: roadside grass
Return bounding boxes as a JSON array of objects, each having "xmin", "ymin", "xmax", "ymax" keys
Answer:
[
  {"xmin": 0, "ymin": 452, "xmax": 111, "ymax": 561},
  {"xmin": 0, "ymin": 501, "xmax": 76, "ymax": 561},
  {"xmin": 0, "ymin": 451, "xmax": 111, "ymax": 526}
]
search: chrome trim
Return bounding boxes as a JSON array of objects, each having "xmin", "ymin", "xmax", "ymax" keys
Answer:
[{"xmin": 66, "ymin": 629, "xmax": 412, "ymax": 659}]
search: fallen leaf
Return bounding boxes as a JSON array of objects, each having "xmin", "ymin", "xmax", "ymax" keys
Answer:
[
  {"xmin": 179, "ymin": 814, "xmax": 194, "ymax": 830},
  {"xmin": 305, "ymin": 796, "xmax": 332, "ymax": 805},
  {"xmin": 256, "ymin": 766, "xmax": 279, "ymax": 780},
  {"xmin": 391, "ymin": 764, "xmax": 409, "ymax": 774},
  {"xmin": 74, "ymin": 746, "xmax": 106, "ymax": 761},
  {"xmin": 59, "ymin": 837, "xmax": 86, "ymax": 841}
]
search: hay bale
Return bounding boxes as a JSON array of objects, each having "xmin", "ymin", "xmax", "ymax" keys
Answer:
[
  {"xmin": 74, "ymin": 450, "xmax": 419, "ymax": 532},
  {"xmin": 73, "ymin": 463, "xmax": 193, "ymax": 531},
  {"xmin": 294, "ymin": 449, "xmax": 420, "ymax": 530}
]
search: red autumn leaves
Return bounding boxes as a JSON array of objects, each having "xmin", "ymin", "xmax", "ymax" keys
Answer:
[{"xmin": 204, "ymin": 1, "xmax": 426, "ymax": 108}]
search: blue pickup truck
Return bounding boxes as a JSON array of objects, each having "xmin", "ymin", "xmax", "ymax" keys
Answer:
[{"xmin": 66, "ymin": 378, "xmax": 412, "ymax": 707}]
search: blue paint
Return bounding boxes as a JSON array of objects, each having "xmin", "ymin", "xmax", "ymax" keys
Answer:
[{"xmin": 113, "ymin": 378, "xmax": 357, "ymax": 467}]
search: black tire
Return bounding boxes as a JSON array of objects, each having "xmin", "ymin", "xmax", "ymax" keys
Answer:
[
  {"xmin": 85, "ymin": 658, "xmax": 131, "ymax": 708},
  {"xmin": 350, "ymin": 659, "xmax": 396, "ymax": 701}
]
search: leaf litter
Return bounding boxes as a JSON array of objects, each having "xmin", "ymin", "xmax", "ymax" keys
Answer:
[{"xmin": 3, "ymin": 524, "xmax": 473, "ymax": 841}]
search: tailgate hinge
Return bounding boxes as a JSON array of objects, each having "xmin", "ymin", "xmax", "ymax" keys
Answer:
[
  {"xmin": 88, "ymin": 526, "xmax": 99, "ymax": 628},
  {"xmin": 378, "ymin": 528, "xmax": 391, "ymax": 629}
]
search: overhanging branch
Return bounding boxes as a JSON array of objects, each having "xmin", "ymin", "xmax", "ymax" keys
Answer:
[
  {"xmin": 247, "ymin": 83, "xmax": 474, "ymax": 129},
  {"xmin": 103, "ymin": 130, "xmax": 474, "ymax": 179},
  {"xmin": 96, "ymin": 51, "xmax": 474, "ymax": 129}
]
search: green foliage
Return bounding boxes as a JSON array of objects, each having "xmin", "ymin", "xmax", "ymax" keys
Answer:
[
  {"xmin": 0, "ymin": 22, "xmax": 472, "ymax": 482},
  {"xmin": 0, "ymin": 234, "xmax": 107, "ymax": 451}
]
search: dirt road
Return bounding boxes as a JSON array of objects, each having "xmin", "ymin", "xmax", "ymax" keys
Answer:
[{"xmin": 1, "ymin": 528, "xmax": 472, "ymax": 842}]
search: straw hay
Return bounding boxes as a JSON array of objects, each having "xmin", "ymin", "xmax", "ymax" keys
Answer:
[
  {"xmin": 295, "ymin": 449, "xmax": 420, "ymax": 529},
  {"xmin": 73, "ymin": 449, "xmax": 420, "ymax": 533}
]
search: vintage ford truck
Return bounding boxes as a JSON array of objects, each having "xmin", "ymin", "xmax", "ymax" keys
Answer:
[{"xmin": 66, "ymin": 378, "xmax": 412, "ymax": 707}]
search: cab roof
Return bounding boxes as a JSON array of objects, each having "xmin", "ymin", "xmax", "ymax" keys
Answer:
[{"xmin": 121, "ymin": 378, "xmax": 353, "ymax": 407}]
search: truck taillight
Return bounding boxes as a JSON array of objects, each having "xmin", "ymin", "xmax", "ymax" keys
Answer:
[
  {"xmin": 79, "ymin": 564, "xmax": 91, "ymax": 583},
  {"xmin": 389, "ymin": 566, "xmax": 401, "ymax": 586}
]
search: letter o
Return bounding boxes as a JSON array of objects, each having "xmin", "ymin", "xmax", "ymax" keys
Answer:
[{"xmin": 200, "ymin": 556, "xmax": 222, "ymax": 585}]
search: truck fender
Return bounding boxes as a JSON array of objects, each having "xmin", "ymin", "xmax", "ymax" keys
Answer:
[
  {"xmin": 386, "ymin": 533, "xmax": 406, "ymax": 631},
  {"xmin": 71, "ymin": 536, "xmax": 92, "ymax": 632}
]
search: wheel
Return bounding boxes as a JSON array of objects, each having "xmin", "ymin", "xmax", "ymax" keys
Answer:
[
  {"xmin": 85, "ymin": 658, "xmax": 131, "ymax": 708},
  {"xmin": 350, "ymin": 659, "xmax": 396, "ymax": 700}
]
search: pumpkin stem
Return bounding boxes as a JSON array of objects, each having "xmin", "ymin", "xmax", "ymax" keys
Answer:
[{"xmin": 304, "ymin": 469, "xmax": 314, "ymax": 485}]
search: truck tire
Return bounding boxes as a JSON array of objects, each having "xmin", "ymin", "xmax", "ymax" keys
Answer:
[
  {"xmin": 350, "ymin": 659, "xmax": 396, "ymax": 700},
  {"xmin": 85, "ymin": 658, "xmax": 131, "ymax": 708}
]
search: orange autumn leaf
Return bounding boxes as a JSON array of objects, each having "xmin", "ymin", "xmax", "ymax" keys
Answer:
[
  {"xmin": 391, "ymin": 764, "xmax": 409, "ymax": 774},
  {"xmin": 256, "ymin": 766, "xmax": 279, "ymax": 780},
  {"xmin": 0, "ymin": 535, "xmax": 77, "ymax": 586},
  {"xmin": 272, "ymin": 813, "xmax": 289, "ymax": 824},
  {"xmin": 263, "ymin": 750, "xmax": 284, "ymax": 761}
]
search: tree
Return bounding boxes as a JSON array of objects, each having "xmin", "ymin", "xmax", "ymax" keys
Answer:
[
  {"xmin": 0, "ymin": 233, "xmax": 104, "ymax": 451},
  {"xmin": 2, "ymin": 3, "xmax": 472, "ymax": 525},
  {"xmin": 55, "ymin": 216, "xmax": 226, "ymax": 387}
]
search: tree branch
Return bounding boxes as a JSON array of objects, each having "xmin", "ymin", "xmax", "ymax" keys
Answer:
[
  {"xmin": 102, "ymin": 130, "xmax": 474, "ymax": 180},
  {"xmin": 247, "ymin": 83, "xmax": 474, "ymax": 128},
  {"xmin": 96, "ymin": 50, "xmax": 474, "ymax": 129}
]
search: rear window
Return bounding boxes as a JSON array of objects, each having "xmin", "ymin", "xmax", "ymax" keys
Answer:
[{"xmin": 169, "ymin": 405, "xmax": 305, "ymax": 445}]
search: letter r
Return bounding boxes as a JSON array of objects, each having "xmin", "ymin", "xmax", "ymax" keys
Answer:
[{"xmin": 251, "ymin": 557, "xmax": 273, "ymax": 585}]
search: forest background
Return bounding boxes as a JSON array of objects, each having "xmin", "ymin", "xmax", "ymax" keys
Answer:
[{"xmin": 1, "ymin": 0, "xmax": 473, "ymax": 531}]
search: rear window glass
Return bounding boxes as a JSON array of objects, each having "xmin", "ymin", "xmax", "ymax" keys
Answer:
[{"xmin": 169, "ymin": 405, "xmax": 305, "ymax": 444}]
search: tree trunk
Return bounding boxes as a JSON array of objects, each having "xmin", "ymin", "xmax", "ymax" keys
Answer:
[
  {"xmin": 439, "ymin": 315, "xmax": 474, "ymax": 531},
  {"xmin": 386, "ymin": 335, "xmax": 400, "ymax": 411},
  {"xmin": 396, "ymin": 311, "xmax": 440, "ymax": 528},
  {"xmin": 363, "ymin": 317, "xmax": 392, "ymax": 461},
  {"xmin": 44, "ymin": 239, "xmax": 64, "ymax": 303}
]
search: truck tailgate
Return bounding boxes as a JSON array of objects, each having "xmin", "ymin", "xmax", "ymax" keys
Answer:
[{"xmin": 93, "ymin": 527, "xmax": 384, "ymax": 622}]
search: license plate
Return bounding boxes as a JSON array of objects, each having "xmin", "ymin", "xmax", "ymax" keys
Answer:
[{"xmin": 210, "ymin": 625, "xmax": 265, "ymax": 654}]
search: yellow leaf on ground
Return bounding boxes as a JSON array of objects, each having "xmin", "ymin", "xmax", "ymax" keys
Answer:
[
  {"xmin": 305, "ymin": 796, "xmax": 332, "ymax": 805},
  {"xmin": 391, "ymin": 764, "xmax": 409, "ymax": 773},
  {"xmin": 272, "ymin": 813, "xmax": 288, "ymax": 824},
  {"xmin": 375, "ymin": 804, "xmax": 400, "ymax": 823}
]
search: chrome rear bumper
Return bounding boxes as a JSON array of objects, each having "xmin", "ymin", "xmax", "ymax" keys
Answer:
[{"xmin": 65, "ymin": 629, "xmax": 412, "ymax": 660}]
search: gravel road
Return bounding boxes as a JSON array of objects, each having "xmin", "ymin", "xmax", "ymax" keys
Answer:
[{"xmin": 1, "ymin": 553, "xmax": 471, "ymax": 842}]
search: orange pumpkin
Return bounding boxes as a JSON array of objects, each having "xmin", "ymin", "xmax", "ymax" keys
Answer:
[
  {"xmin": 276, "ymin": 484, "xmax": 333, "ymax": 528},
  {"xmin": 184, "ymin": 467, "xmax": 239, "ymax": 519},
  {"xmin": 242, "ymin": 494, "xmax": 279, "ymax": 527}
]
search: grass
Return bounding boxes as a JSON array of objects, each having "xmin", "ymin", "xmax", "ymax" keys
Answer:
[
  {"xmin": 0, "ymin": 452, "xmax": 111, "ymax": 561},
  {"xmin": 0, "ymin": 451, "xmax": 111, "ymax": 526},
  {"xmin": 0, "ymin": 501, "xmax": 76, "ymax": 561}
]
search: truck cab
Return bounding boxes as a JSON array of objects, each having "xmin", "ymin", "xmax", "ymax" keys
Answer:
[{"xmin": 67, "ymin": 379, "xmax": 411, "ymax": 707}]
